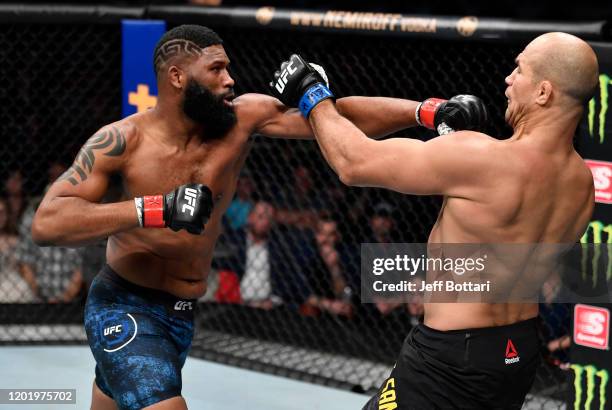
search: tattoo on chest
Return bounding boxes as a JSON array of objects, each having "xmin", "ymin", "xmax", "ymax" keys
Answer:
[{"xmin": 59, "ymin": 126, "xmax": 126, "ymax": 186}]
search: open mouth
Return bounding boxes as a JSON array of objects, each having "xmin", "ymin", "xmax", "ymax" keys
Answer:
[{"xmin": 223, "ymin": 93, "xmax": 235, "ymax": 107}]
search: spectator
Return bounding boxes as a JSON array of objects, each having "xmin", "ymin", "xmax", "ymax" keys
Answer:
[
  {"xmin": 275, "ymin": 165, "xmax": 326, "ymax": 230},
  {"xmin": 365, "ymin": 202, "xmax": 423, "ymax": 321},
  {"xmin": 0, "ymin": 197, "xmax": 34, "ymax": 303},
  {"xmin": 302, "ymin": 216, "xmax": 353, "ymax": 317},
  {"xmin": 366, "ymin": 201, "xmax": 399, "ymax": 243},
  {"xmin": 225, "ymin": 172, "xmax": 255, "ymax": 231},
  {"xmin": 3, "ymin": 169, "xmax": 25, "ymax": 231},
  {"xmin": 15, "ymin": 163, "xmax": 83, "ymax": 303},
  {"xmin": 221, "ymin": 200, "xmax": 310, "ymax": 309}
]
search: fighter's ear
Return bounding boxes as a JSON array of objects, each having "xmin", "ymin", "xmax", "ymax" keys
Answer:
[
  {"xmin": 535, "ymin": 80, "xmax": 553, "ymax": 106},
  {"xmin": 167, "ymin": 65, "xmax": 186, "ymax": 90}
]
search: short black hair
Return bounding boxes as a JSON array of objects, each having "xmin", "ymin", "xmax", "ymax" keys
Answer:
[{"xmin": 153, "ymin": 25, "xmax": 223, "ymax": 76}]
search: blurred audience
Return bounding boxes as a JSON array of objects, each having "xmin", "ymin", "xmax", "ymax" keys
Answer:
[
  {"xmin": 225, "ymin": 172, "xmax": 255, "ymax": 231},
  {"xmin": 366, "ymin": 201, "xmax": 399, "ymax": 243},
  {"xmin": 16, "ymin": 208, "xmax": 84, "ymax": 303},
  {"xmin": 239, "ymin": 201, "xmax": 277, "ymax": 308},
  {"xmin": 222, "ymin": 200, "xmax": 310, "ymax": 309},
  {"xmin": 0, "ymin": 197, "xmax": 35, "ymax": 303},
  {"xmin": 364, "ymin": 202, "xmax": 423, "ymax": 321},
  {"xmin": 3, "ymin": 169, "xmax": 26, "ymax": 231},
  {"xmin": 275, "ymin": 165, "xmax": 326, "ymax": 230},
  {"xmin": 302, "ymin": 215, "xmax": 353, "ymax": 317},
  {"xmin": 13, "ymin": 162, "xmax": 84, "ymax": 303}
]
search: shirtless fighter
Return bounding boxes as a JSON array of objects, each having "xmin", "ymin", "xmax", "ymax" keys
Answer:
[
  {"xmin": 270, "ymin": 32, "xmax": 599, "ymax": 409},
  {"xmin": 30, "ymin": 25, "xmax": 488, "ymax": 410}
]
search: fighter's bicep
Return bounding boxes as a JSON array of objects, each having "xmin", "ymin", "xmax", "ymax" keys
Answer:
[
  {"xmin": 51, "ymin": 126, "xmax": 127, "ymax": 202},
  {"xmin": 240, "ymin": 93, "xmax": 312, "ymax": 139},
  {"xmin": 351, "ymin": 134, "xmax": 488, "ymax": 196},
  {"xmin": 349, "ymin": 138, "xmax": 447, "ymax": 194}
]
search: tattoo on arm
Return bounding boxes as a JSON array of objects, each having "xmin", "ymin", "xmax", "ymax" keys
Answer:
[{"xmin": 58, "ymin": 126, "xmax": 126, "ymax": 186}]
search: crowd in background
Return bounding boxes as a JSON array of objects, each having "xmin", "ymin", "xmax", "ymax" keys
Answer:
[
  {"xmin": 0, "ymin": 158, "xmax": 575, "ymax": 364},
  {"xmin": 0, "ymin": 161, "xmax": 425, "ymax": 326},
  {"xmin": 0, "ymin": 166, "xmax": 83, "ymax": 304}
]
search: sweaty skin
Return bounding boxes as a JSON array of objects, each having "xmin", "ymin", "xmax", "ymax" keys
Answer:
[
  {"xmin": 308, "ymin": 32, "xmax": 598, "ymax": 330},
  {"xmin": 31, "ymin": 44, "xmax": 420, "ymax": 300}
]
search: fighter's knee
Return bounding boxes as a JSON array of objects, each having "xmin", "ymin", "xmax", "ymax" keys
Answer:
[{"xmin": 90, "ymin": 381, "xmax": 117, "ymax": 410}]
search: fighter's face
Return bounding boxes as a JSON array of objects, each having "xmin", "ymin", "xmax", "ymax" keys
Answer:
[
  {"xmin": 504, "ymin": 51, "xmax": 537, "ymax": 128},
  {"xmin": 182, "ymin": 45, "xmax": 237, "ymax": 138}
]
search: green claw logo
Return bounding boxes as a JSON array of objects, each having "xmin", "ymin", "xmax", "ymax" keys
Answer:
[
  {"xmin": 580, "ymin": 221, "xmax": 612, "ymax": 287},
  {"xmin": 571, "ymin": 364, "xmax": 609, "ymax": 410},
  {"xmin": 588, "ymin": 74, "xmax": 612, "ymax": 144}
]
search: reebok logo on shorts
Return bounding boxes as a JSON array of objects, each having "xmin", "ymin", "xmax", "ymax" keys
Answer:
[{"xmin": 505, "ymin": 339, "xmax": 520, "ymax": 364}]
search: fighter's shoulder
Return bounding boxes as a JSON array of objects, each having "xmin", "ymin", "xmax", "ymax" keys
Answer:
[
  {"xmin": 433, "ymin": 130, "xmax": 499, "ymax": 151},
  {"xmin": 233, "ymin": 93, "xmax": 283, "ymax": 123},
  {"xmin": 86, "ymin": 115, "xmax": 142, "ymax": 159},
  {"xmin": 576, "ymin": 155, "xmax": 596, "ymax": 187}
]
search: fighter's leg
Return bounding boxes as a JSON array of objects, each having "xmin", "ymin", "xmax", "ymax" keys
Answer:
[
  {"xmin": 142, "ymin": 396, "xmax": 188, "ymax": 409},
  {"xmin": 85, "ymin": 306, "xmax": 187, "ymax": 410},
  {"xmin": 90, "ymin": 380, "xmax": 118, "ymax": 410}
]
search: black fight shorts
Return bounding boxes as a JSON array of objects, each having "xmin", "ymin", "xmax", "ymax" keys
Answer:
[{"xmin": 362, "ymin": 318, "xmax": 540, "ymax": 410}]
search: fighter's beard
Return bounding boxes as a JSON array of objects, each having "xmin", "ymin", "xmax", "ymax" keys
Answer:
[{"xmin": 182, "ymin": 79, "xmax": 237, "ymax": 140}]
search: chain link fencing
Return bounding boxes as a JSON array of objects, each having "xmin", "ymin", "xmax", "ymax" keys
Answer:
[{"xmin": 0, "ymin": 19, "xmax": 573, "ymax": 407}]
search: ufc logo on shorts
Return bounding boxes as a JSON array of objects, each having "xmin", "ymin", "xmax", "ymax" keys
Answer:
[
  {"xmin": 174, "ymin": 301, "xmax": 193, "ymax": 311},
  {"xmin": 274, "ymin": 61, "xmax": 297, "ymax": 93},
  {"xmin": 182, "ymin": 188, "xmax": 198, "ymax": 216},
  {"xmin": 103, "ymin": 325, "xmax": 122, "ymax": 336}
]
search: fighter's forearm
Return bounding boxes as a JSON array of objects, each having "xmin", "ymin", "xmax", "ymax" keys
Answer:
[
  {"xmin": 336, "ymin": 96, "xmax": 419, "ymax": 139},
  {"xmin": 32, "ymin": 196, "xmax": 139, "ymax": 247},
  {"xmin": 309, "ymin": 100, "xmax": 370, "ymax": 184}
]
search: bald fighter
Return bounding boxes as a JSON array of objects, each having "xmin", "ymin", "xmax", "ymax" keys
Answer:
[
  {"xmin": 31, "ymin": 25, "xmax": 487, "ymax": 410},
  {"xmin": 271, "ymin": 32, "xmax": 598, "ymax": 409}
]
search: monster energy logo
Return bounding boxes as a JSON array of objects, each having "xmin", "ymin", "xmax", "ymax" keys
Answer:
[
  {"xmin": 581, "ymin": 221, "xmax": 612, "ymax": 287},
  {"xmin": 571, "ymin": 364, "xmax": 609, "ymax": 410},
  {"xmin": 588, "ymin": 74, "xmax": 612, "ymax": 144}
]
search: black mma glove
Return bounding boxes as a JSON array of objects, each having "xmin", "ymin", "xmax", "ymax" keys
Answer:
[
  {"xmin": 416, "ymin": 95, "xmax": 489, "ymax": 135},
  {"xmin": 136, "ymin": 183, "xmax": 213, "ymax": 235},
  {"xmin": 269, "ymin": 54, "xmax": 334, "ymax": 117}
]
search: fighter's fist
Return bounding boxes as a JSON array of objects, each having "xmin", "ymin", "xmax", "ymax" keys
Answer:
[
  {"xmin": 416, "ymin": 95, "xmax": 489, "ymax": 135},
  {"xmin": 269, "ymin": 54, "xmax": 334, "ymax": 117},
  {"xmin": 138, "ymin": 183, "xmax": 213, "ymax": 235}
]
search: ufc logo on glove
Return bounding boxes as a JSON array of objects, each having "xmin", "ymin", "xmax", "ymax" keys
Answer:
[
  {"xmin": 274, "ymin": 61, "xmax": 297, "ymax": 93},
  {"xmin": 182, "ymin": 188, "xmax": 198, "ymax": 216}
]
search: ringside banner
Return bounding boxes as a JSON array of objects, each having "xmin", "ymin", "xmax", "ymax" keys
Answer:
[
  {"xmin": 122, "ymin": 20, "xmax": 165, "ymax": 118},
  {"xmin": 145, "ymin": 6, "xmax": 607, "ymax": 41},
  {"xmin": 571, "ymin": 42, "xmax": 612, "ymax": 410}
]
